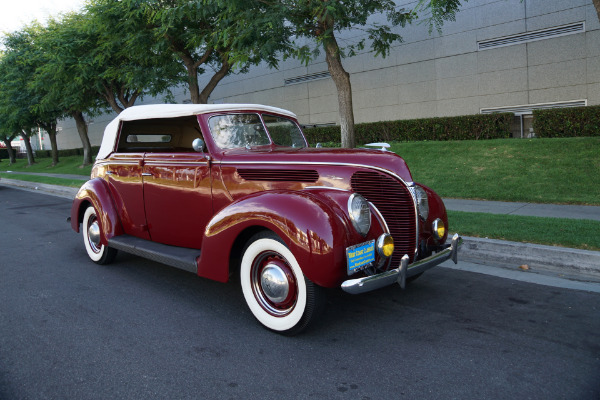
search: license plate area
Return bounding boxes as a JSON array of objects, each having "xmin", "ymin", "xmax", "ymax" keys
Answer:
[{"xmin": 346, "ymin": 240, "xmax": 375, "ymax": 275}]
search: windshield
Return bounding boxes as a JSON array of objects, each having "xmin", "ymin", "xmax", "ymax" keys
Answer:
[
  {"xmin": 262, "ymin": 114, "xmax": 306, "ymax": 148},
  {"xmin": 209, "ymin": 114, "xmax": 270, "ymax": 149},
  {"xmin": 208, "ymin": 113, "xmax": 306, "ymax": 149}
]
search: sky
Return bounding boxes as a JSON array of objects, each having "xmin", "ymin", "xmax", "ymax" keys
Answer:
[{"xmin": 1, "ymin": 0, "xmax": 85, "ymax": 39}]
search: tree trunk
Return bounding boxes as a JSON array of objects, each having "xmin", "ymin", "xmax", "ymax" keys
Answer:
[
  {"xmin": 48, "ymin": 131, "xmax": 59, "ymax": 166},
  {"xmin": 198, "ymin": 57, "xmax": 231, "ymax": 104},
  {"xmin": 71, "ymin": 111, "xmax": 94, "ymax": 166},
  {"xmin": 594, "ymin": 0, "xmax": 600, "ymax": 22},
  {"xmin": 323, "ymin": 31, "xmax": 356, "ymax": 148},
  {"xmin": 5, "ymin": 141, "xmax": 16, "ymax": 164},
  {"xmin": 187, "ymin": 63, "xmax": 202, "ymax": 104},
  {"xmin": 20, "ymin": 133, "xmax": 35, "ymax": 166},
  {"xmin": 40, "ymin": 122, "xmax": 59, "ymax": 166},
  {"xmin": 104, "ymin": 93, "xmax": 125, "ymax": 114}
]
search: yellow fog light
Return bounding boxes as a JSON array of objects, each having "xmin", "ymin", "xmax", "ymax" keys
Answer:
[
  {"xmin": 376, "ymin": 234, "xmax": 394, "ymax": 258},
  {"xmin": 432, "ymin": 218, "xmax": 446, "ymax": 241}
]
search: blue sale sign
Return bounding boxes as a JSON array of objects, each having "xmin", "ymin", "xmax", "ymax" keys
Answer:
[{"xmin": 346, "ymin": 240, "xmax": 376, "ymax": 275}]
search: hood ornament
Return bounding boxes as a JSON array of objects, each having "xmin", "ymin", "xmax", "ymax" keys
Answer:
[{"xmin": 364, "ymin": 143, "xmax": 391, "ymax": 151}]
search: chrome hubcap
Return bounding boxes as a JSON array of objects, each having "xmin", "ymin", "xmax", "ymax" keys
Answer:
[
  {"xmin": 88, "ymin": 219, "xmax": 101, "ymax": 253},
  {"xmin": 251, "ymin": 252, "xmax": 297, "ymax": 316},
  {"xmin": 260, "ymin": 263, "xmax": 290, "ymax": 303}
]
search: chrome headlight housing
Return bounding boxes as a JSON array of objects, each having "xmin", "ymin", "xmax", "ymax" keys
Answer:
[
  {"xmin": 348, "ymin": 193, "xmax": 371, "ymax": 237},
  {"xmin": 414, "ymin": 186, "xmax": 429, "ymax": 221}
]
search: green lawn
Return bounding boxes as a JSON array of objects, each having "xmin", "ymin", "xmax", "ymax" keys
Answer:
[
  {"xmin": 0, "ymin": 155, "xmax": 92, "ymax": 176},
  {"xmin": 448, "ymin": 210, "xmax": 600, "ymax": 251},
  {"xmin": 389, "ymin": 137, "xmax": 600, "ymax": 205}
]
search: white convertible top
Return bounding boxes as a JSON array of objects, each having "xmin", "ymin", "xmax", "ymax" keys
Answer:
[{"xmin": 96, "ymin": 103, "xmax": 297, "ymax": 160}]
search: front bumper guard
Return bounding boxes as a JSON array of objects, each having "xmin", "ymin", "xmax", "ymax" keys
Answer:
[{"xmin": 341, "ymin": 233, "xmax": 462, "ymax": 294}]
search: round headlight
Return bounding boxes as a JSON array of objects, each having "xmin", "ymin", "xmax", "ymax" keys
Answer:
[
  {"xmin": 414, "ymin": 186, "xmax": 429, "ymax": 221},
  {"xmin": 348, "ymin": 193, "xmax": 371, "ymax": 237}
]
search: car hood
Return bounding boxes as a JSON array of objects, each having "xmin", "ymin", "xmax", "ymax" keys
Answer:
[{"xmin": 217, "ymin": 147, "xmax": 414, "ymax": 183}]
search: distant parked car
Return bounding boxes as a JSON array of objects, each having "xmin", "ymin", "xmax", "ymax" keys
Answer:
[{"xmin": 70, "ymin": 104, "xmax": 461, "ymax": 334}]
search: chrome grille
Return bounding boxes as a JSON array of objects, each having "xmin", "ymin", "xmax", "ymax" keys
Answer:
[{"xmin": 351, "ymin": 171, "xmax": 417, "ymax": 267}]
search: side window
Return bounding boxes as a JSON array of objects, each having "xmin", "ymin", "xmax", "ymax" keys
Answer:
[
  {"xmin": 118, "ymin": 116, "xmax": 202, "ymax": 153},
  {"xmin": 208, "ymin": 114, "xmax": 270, "ymax": 149},
  {"xmin": 263, "ymin": 115, "xmax": 306, "ymax": 148}
]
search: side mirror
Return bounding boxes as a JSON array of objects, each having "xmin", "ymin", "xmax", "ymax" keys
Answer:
[{"xmin": 192, "ymin": 138, "xmax": 205, "ymax": 152}]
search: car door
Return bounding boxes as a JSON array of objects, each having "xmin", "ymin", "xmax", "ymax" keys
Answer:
[
  {"xmin": 105, "ymin": 152, "xmax": 150, "ymax": 240},
  {"xmin": 142, "ymin": 152, "xmax": 212, "ymax": 249}
]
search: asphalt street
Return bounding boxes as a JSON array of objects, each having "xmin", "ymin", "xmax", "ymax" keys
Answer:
[{"xmin": 1, "ymin": 186, "xmax": 599, "ymax": 399}]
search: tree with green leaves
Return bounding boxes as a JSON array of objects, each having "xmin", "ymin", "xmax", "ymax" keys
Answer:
[
  {"xmin": 0, "ymin": 28, "xmax": 52, "ymax": 166},
  {"xmin": 222, "ymin": 0, "xmax": 464, "ymax": 148},
  {"xmin": 294, "ymin": 0, "xmax": 465, "ymax": 148},
  {"xmin": 30, "ymin": 3, "xmax": 178, "ymax": 165},
  {"xmin": 126, "ymin": 0, "xmax": 291, "ymax": 104},
  {"xmin": 30, "ymin": 14, "xmax": 103, "ymax": 166},
  {"xmin": 81, "ymin": 0, "xmax": 180, "ymax": 113}
]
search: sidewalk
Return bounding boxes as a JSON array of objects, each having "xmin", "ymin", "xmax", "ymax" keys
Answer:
[
  {"xmin": 2, "ymin": 174, "xmax": 599, "ymax": 285},
  {"xmin": 444, "ymin": 198, "xmax": 600, "ymax": 221}
]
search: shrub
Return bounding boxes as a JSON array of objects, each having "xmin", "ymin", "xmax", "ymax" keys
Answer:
[
  {"xmin": 533, "ymin": 105, "xmax": 600, "ymax": 138},
  {"xmin": 33, "ymin": 146, "xmax": 101, "ymax": 158},
  {"xmin": 303, "ymin": 113, "xmax": 513, "ymax": 145}
]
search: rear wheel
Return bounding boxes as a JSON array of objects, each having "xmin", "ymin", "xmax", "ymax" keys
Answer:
[
  {"xmin": 82, "ymin": 206, "xmax": 117, "ymax": 265},
  {"xmin": 240, "ymin": 231, "xmax": 325, "ymax": 335}
]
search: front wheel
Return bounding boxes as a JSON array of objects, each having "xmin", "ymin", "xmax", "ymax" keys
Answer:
[
  {"xmin": 82, "ymin": 206, "xmax": 117, "ymax": 265},
  {"xmin": 240, "ymin": 232, "xmax": 325, "ymax": 335}
]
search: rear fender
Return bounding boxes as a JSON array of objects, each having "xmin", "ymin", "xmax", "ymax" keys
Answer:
[
  {"xmin": 70, "ymin": 178, "xmax": 124, "ymax": 245},
  {"xmin": 198, "ymin": 190, "xmax": 350, "ymax": 287}
]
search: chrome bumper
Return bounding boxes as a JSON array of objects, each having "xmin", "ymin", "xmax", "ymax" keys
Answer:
[{"xmin": 341, "ymin": 234, "xmax": 462, "ymax": 294}]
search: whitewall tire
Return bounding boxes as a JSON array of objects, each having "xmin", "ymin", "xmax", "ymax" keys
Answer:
[
  {"xmin": 240, "ymin": 232, "xmax": 325, "ymax": 335},
  {"xmin": 82, "ymin": 206, "xmax": 117, "ymax": 265}
]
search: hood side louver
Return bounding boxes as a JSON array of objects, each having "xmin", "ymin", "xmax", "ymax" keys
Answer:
[{"xmin": 237, "ymin": 168, "xmax": 319, "ymax": 183}]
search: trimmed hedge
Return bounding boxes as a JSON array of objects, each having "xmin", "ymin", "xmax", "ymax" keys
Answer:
[
  {"xmin": 34, "ymin": 146, "xmax": 101, "ymax": 159},
  {"xmin": 304, "ymin": 113, "xmax": 513, "ymax": 145},
  {"xmin": 533, "ymin": 105, "xmax": 600, "ymax": 138},
  {"xmin": 0, "ymin": 149, "xmax": 8, "ymax": 160}
]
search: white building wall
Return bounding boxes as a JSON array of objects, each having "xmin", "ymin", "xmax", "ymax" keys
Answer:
[{"xmin": 56, "ymin": 0, "xmax": 599, "ymax": 149}]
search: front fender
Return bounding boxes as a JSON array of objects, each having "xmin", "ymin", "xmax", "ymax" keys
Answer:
[
  {"xmin": 198, "ymin": 190, "xmax": 351, "ymax": 287},
  {"xmin": 70, "ymin": 178, "xmax": 124, "ymax": 245},
  {"xmin": 415, "ymin": 182, "xmax": 449, "ymax": 246}
]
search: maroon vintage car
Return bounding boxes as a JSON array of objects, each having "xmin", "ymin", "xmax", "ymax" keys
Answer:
[{"xmin": 70, "ymin": 104, "xmax": 461, "ymax": 334}]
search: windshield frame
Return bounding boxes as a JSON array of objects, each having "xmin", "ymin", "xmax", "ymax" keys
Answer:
[{"xmin": 206, "ymin": 112, "xmax": 308, "ymax": 151}]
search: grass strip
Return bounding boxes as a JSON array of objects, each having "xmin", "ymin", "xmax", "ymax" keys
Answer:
[
  {"xmin": 448, "ymin": 210, "xmax": 600, "ymax": 251},
  {"xmin": 390, "ymin": 137, "xmax": 600, "ymax": 205},
  {"xmin": 0, "ymin": 156, "xmax": 92, "ymax": 176},
  {"xmin": 0, "ymin": 173, "xmax": 84, "ymax": 188}
]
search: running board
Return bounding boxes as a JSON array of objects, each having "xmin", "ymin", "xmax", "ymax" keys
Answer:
[{"xmin": 108, "ymin": 235, "xmax": 200, "ymax": 274}]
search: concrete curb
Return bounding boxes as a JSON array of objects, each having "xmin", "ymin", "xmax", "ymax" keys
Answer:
[
  {"xmin": 0, "ymin": 178, "xmax": 78, "ymax": 200},
  {"xmin": 460, "ymin": 236, "xmax": 600, "ymax": 281}
]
